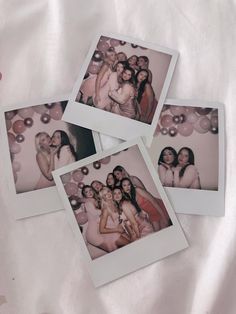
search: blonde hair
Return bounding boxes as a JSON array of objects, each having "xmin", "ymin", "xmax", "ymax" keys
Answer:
[
  {"xmin": 35, "ymin": 132, "xmax": 50, "ymax": 153},
  {"xmin": 99, "ymin": 187, "xmax": 116, "ymax": 219}
]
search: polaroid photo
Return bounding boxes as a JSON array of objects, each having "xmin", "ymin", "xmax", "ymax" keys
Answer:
[
  {"xmin": 62, "ymin": 33, "xmax": 178, "ymax": 146},
  {"xmin": 148, "ymin": 99, "xmax": 225, "ymax": 216},
  {"xmin": 0, "ymin": 95, "xmax": 101, "ymax": 219},
  {"xmin": 53, "ymin": 138, "xmax": 188, "ymax": 287}
]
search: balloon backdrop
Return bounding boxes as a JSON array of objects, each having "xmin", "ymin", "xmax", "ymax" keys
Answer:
[{"xmin": 75, "ymin": 211, "xmax": 88, "ymax": 225}]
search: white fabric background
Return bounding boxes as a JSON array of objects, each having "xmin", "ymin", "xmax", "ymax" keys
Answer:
[{"xmin": 0, "ymin": 1, "xmax": 235, "ymax": 313}]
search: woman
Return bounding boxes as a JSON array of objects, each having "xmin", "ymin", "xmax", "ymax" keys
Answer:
[
  {"xmin": 173, "ymin": 147, "xmax": 201, "ymax": 189},
  {"xmin": 135, "ymin": 69, "xmax": 157, "ymax": 124},
  {"xmin": 137, "ymin": 56, "xmax": 152, "ymax": 83},
  {"xmin": 81, "ymin": 185, "xmax": 124, "ymax": 253},
  {"xmin": 99, "ymin": 187, "xmax": 131, "ymax": 251},
  {"xmin": 106, "ymin": 173, "xmax": 117, "ymax": 190},
  {"xmin": 78, "ymin": 47, "xmax": 117, "ymax": 105},
  {"xmin": 34, "ymin": 132, "xmax": 58, "ymax": 190},
  {"xmin": 94, "ymin": 61, "xmax": 125, "ymax": 111},
  {"xmin": 121, "ymin": 178, "xmax": 169, "ymax": 231},
  {"xmin": 91, "ymin": 180, "xmax": 105, "ymax": 194},
  {"xmin": 113, "ymin": 187, "xmax": 153, "ymax": 239},
  {"xmin": 127, "ymin": 55, "xmax": 139, "ymax": 72},
  {"xmin": 113, "ymin": 165, "xmax": 146, "ymax": 190},
  {"xmin": 51, "ymin": 130, "xmax": 77, "ymax": 169},
  {"xmin": 158, "ymin": 147, "xmax": 178, "ymax": 187},
  {"xmin": 109, "ymin": 67, "xmax": 137, "ymax": 119}
]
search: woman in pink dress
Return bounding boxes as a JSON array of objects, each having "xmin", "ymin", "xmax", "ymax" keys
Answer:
[
  {"xmin": 173, "ymin": 147, "xmax": 201, "ymax": 189},
  {"xmin": 135, "ymin": 69, "xmax": 157, "ymax": 124},
  {"xmin": 158, "ymin": 147, "xmax": 178, "ymax": 187},
  {"xmin": 34, "ymin": 132, "xmax": 58, "ymax": 190},
  {"xmin": 113, "ymin": 165, "xmax": 146, "ymax": 190},
  {"xmin": 121, "ymin": 178, "xmax": 169, "ymax": 231}
]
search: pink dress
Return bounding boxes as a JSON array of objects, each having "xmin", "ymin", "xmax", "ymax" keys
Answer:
[
  {"xmin": 111, "ymin": 83, "xmax": 136, "ymax": 119},
  {"xmin": 102, "ymin": 212, "xmax": 122, "ymax": 251},
  {"xmin": 96, "ymin": 71, "xmax": 119, "ymax": 109},
  {"xmin": 139, "ymin": 89, "xmax": 158, "ymax": 124},
  {"xmin": 136, "ymin": 193, "xmax": 161, "ymax": 223},
  {"xmin": 34, "ymin": 153, "xmax": 55, "ymax": 190},
  {"xmin": 85, "ymin": 201, "xmax": 104, "ymax": 247},
  {"xmin": 135, "ymin": 212, "xmax": 154, "ymax": 237}
]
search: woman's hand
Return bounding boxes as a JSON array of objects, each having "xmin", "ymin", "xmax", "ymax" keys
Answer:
[
  {"xmin": 160, "ymin": 162, "xmax": 172, "ymax": 170},
  {"xmin": 94, "ymin": 94, "xmax": 101, "ymax": 105},
  {"xmin": 50, "ymin": 146, "xmax": 59, "ymax": 155}
]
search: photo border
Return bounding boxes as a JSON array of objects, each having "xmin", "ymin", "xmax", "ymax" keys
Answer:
[
  {"xmin": 154, "ymin": 98, "xmax": 225, "ymax": 216},
  {"xmin": 53, "ymin": 137, "xmax": 188, "ymax": 287},
  {"xmin": 0, "ymin": 94, "xmax": 102, "ymax": 220},
  {"xmin": 62, "ymin": 32, "xmax": 179, "ymax": 147}
]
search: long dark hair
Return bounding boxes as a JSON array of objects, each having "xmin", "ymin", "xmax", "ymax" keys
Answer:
[
  {"xmin": 120, "ymin": 177, "xmax": 142, "ymax": 213},
  {"xmin": 178, "ymin": 147, "xmax": 195, "ymax": 178},
  {"xmin": 122, "ymin": 66, "xmax": 135, "ymax": 85},
  {"xmin": 106, "ymin": 173, "xmax": 118, "ymax": 189},
  {"xmin": 135, "ymin": 69, "xmax": 149, "ymax": 103},
  {"xmin": 82, "ymin": 184, "xmax": 101, "ymax": 208},
  {"xmin": 158, "ymin": 147, "xmax": 178, "ymax": 167},
  {"xmin": 53, "ymin": 130, "xmax": 77, "ymax": 161}
]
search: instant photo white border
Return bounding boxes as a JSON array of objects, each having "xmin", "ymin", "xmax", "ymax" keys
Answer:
[
  {"xmin": 62, "ymin": 32, "xmax": 179, "ymax": 147},
  {"xmin": 0, "ymin": 94, "xmax": 102, "ymax": 220},
  {"xmin": 53, "ymin": 137, "xmax": 188, "ymax": 287},
  {"xmin": 156, "ymin": 98, "xmax": 225, "ymax": 216}
]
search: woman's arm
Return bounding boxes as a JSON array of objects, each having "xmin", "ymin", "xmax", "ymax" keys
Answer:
[
  {"xmin": 131, "ymin": 176, "xmax": 146, "ymax": 190},
  {"xmin": 158, "ymin": 165, "xmax": 174, "ymax": 187},
  {"xmin": 94, "ymin": 63, "xmax": 109, "ymax": 104},
  {"xmin": 36, "ymin": 152, "xmax": 55, "ymax": 181},
  {"xmin": 109, "ymin": 84, "xmax": 133, "ymax": 105},
  {"xmin": 99, "ymin": 208, "xmax": 124, "ymax": 234},
  {"xmin": 174, "ymin": 165, "xmax": 198, "ymax": 188},
  {"xmin": 122, "ymin": 202, "xmax": 140, "ymax": 239}
]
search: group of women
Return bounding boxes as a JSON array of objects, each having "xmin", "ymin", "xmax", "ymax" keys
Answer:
[
  {"xmin": 78, "ymin": 47, "xmax": 157, "ymax": 124},
  {"xmin": 35, "ymin": 130, "xmax": 77, "ymax": 189},
  {"xmin": 158, "ymin": 147, "xmax": 201, "ymax": 189},
  {"xmin": 76, "ymin": 165, "xmax": 171, "ymax": 255}
]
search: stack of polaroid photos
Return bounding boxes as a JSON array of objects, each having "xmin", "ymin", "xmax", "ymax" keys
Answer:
[{"xmin": 0, "ymin": 33, "xmax": 225, "ymax": 287}]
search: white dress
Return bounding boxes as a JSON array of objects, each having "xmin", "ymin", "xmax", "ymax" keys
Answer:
[{"xmin": 54, "ymin": 145, "xmax": 75, "ymax": 169}]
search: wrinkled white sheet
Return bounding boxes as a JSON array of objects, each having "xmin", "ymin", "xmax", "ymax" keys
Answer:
[{"xmin": 0, "ymin": 1, "xmax": 235, "ymax": 313}]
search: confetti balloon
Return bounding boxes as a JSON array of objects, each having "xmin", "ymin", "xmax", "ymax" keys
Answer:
[
  {"xmin": 92, "ymin": 50, "xmax": 103, "ymax": 62},
  {"xmin": 81, "ymin": 167, "xmax": 89, "ymax": 175},
  {"xmin": 78, "ymin": 182, "xmax": 85, "ymax": 189},
  {"xmin": 100, "ymin": 156, "xmax": 111, "ymax": 164},
  {"xmin": 211, "ymin": 126, "xmax": 218, "ymax": 134},
  {"xmin": 131, "ymin": 44, "xmax": 138, "ymax": 48},
  {"xmin": 34, "ymin": 105, "xmax": 48, "ymax": 114},
  {"xmin": 5, "ymin": 110, "xmax": 16, "ymax": 120},
  {"xmin": 16, "ymin": 134, "xmax": 25, "ymax": 143},
  {"xmin": 120, "ymin": 41, "xmax": 126, "ymax": 45},
  {"xmin": 49, "ymin": 103, "xmax": 63, "ymax": 120},
  {"xmin": 40, "ymin": 113, "xmax": 51, "ymax": 124},
  {"xmin": 196, "ymin": 107, "xmax": 212, "ymax": 115},
  {"xmin": 172, "ymin": 115, "xmax": 181, "ymax": 124},
  {"xmin": 61, "ymin": 173, "xmax": 72, "ymax": 184},
  {"xmin": 64, "ymin": 182, "xmax": 79, "ymax": 196},
  {"xmin": 179, "ymin": 114, "xmax": 186, "ymax": 123},
  {"xmin": 186, "ymin": 112, "xmax": 198, "ymax": 124},
  {"xmin": 12, "ymin": 120, "xmax": 26, "ymax": 134},
  {"xmin": 93, "ymin": 161, "xmax": 101, "ymax": 169},
  {"xmin": 169, "ymin": 127, "xmax": 178, "ymax": 137},
  {"xmin": 160, "ymin": 127, "xmax": 168, "ymax": 135},
  {"xmin": 199, "ymin": 116, "xmax": 211, "ymax": 131},
  {"xmin": 8, "ymin": 133, "xmax": 15, "ymax": 145},
  {"xmin": 110, "ymin": 38, "xmax": 120, "ymax": 47},
  {"xmin": 24, "ymin": 117, "xmax": 33, "ymax": 127},
  {"xmin": 10, "ymin": 142, "xmax": 21, "ymax": 154},
  {"xmin": 6, "ymin": 119, "xmax": 12, "ymax": 131},
  {"xmin": 72, "ymin": 169, "xmax": 84, "ymax": 182},
  {"xmin": 12, "ymin": 161, "xmax": 21, "ymax": 172},
  {"xmin": 170, "ymin": 106, "xmax": 185, "ymax": 116},
  {"xmin": 160, "ymin": 114, "xmax": 173, "ymax": 128},
  {"xmin": 75, "ymin": 211, "xmax": 88, "ymax": 225},
  {"xmin": 177, "ymin": 122, "xmax": 194, "ymax": 136},
  {"xmin": 18, "ymin": 107, "xmax": 34, "ymax": 119}
]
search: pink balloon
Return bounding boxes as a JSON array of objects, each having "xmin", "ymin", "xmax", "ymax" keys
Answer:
[
  {"xmin": 8, "ymin": 132, "xmax": 15, "ymax": 145},
  {"xmin": 75, "ymin": 211, "xmax": 88, "ymax": 225},
  {"xmin": 64, "ymin": 182, "xmax": 78, "ymax": 196},
  {"xmin": 160, "ymin": 114, "xmax": 173, "ymax": 128},
  {"xmin": 61, "ymin": 173, "xmax": 72, "ymax": 184},
  {"xmin": 100, "ymin": 156, "xmax": 111, "ymax": 164},
  {"xmin": 5, "ymin": 110, "xmax": 16, "ymax": 120},
  {"xmin": 194, "ymin": 118, "xmax": 208, "ymax": 134},
  {"xmin": 18, "ymin": 107, "xmax": 34, "ymax": 119},
  {"xmin": 211, "ymin": 115, "xmax": 218, "ymax": 128},
  {"xmin": 97, "ymin": 41, "xmax": 109, "ymax": 53},
  {"xmin": 49, "ymin": 103, "xmax": 63, "ymax": 120},
  {"xmin": 12, "ymin": 161, "xmax": 21, "ymax": 172},
  {"xmin": 186, "ymin": 112, "xmax": 198, "ymax": 124},
  {"xmin": 177, "ymin": 122, "xmax": 194, "ymax": 136},
  {"xmin": 170, "ymin": 106, "xmax": 185, "ymax": 116},
  {"xmin": 34, "ymin": 105, "xmax": 48, "ymax": 114},
  {"xmin": 72, "ymin": 169, "xmax": 84, "ymax": 182},
  {"xmin": 6, "ymin": 119, "xmax": 12, "ymax": 131},
  {"xmin": 110, "ymin": 38, "xmax": 120, "ymax": 47},
  {"xmin": 99, "ymin": 36, "xmax": 110, "ymax": 43},
  {"xmin": 185, "ymin": 107, "xmax": 195, "ymax": 114},
  {"xmin": 10, "ymin": 142, "xmax": 21, "ymax": 154},
  {"xmin": 12, "ymin": 120, "xmax": 26, "ymax": 134},
  {"xmin": 87, "ymin": 63, "xmax": 100, "ymax": 75},
  {"xmin": 199, "ymin": 116, "xmax": 211, "ymax": 130}
]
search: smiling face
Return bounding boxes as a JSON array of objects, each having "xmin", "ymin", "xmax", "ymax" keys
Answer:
[
  {"xmin": 83, "ymin": 187, "xmax": 94, "ymax": 198},
  {"xmin": 116, "ymin": 63, "xmax": 124, "ymax": 75},
  {"xmin": 113, "ymin": 188, "xmax": 122, "ymax": 202},
  {"xmin": 107, "ymin": 174, "xmax": 115, "ymax": 187},
  {"xmin": 91, "ymin": 181, "xmax": 103, "ymax": 192},
  {"xmin": 117, "ymin": 52, "xmax": 127, "ymax": 61},
  {"xmin": 137, "ymin": 57, "xmax": 147, "ymax": 68},
  {"xmin": 178, "ymin": 149, "xmax": 189, "ymax": 166},
  {"xmin": 128, "ymin": 55, "xmax": 138, "ymax": 66},
  {"xmin": 101, "ymin": 187, "xmax": 113, "ymax": 201},
  {"xmin": 137, "ymin": 70, "xmax": 148, "ymax": 83},
  {"xmin": 163, "ymin": 149, "xmax": 175, "ymax": 165},
  {"xmin": 121, "ymin": 179, "xmax": 131, "ymax": 194},
  {"xmin": 51, "ymin": 131, "xmax": 61, "ymax": 147},
  {"xmin": 39, "ymin": 133, "xmax": 51, "ymax": 149},
  {"xmin": 108, "ymin": 51, "xmax": 117, "ymax": 63},
  {"xmin": 122, "ymin": 69, "xmax": 132, "ymax": 81}
]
